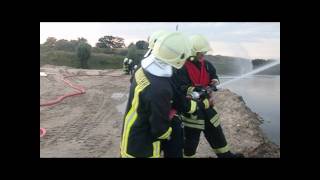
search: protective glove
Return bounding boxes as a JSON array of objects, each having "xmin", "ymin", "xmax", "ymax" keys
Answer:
[{"xmin": 210, "ymin": 79, "xmax": 219, "ymax": 86}]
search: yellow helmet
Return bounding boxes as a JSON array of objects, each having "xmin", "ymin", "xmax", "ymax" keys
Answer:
[
  {"xmin": 148, "ymin": 30, "xmax": 169, "ymax": 49},
  {"xmin": 152, "ymin": 32, "xmax": 192, "ymax": 69},
  {"xmin": 190, "ymin": 34, "xmax": 212, "ymax": 56}
]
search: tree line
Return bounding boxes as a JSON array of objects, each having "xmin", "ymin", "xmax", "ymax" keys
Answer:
[{"xmin": 40, "ymin": 36, "xmax": 149, "ymax": 69}]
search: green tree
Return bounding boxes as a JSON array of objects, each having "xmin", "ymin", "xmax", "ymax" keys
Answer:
[
  {"xmin": 78, "ymin": 37, "xmax": 88, "ymax": 43},
  {"xmin": 76, "ymin": 42, "xmax": 92, "ymax": 69},
  {"xmin": 135, "ymin": 40, "xmax": 148, "ymax": 50},
  {"xmin": 96, "ymin": 36, "xmax": 125, "ymax": 48},
  {"xmin": 43, "ymin": 37, "xmax": 57, "ymax": 48},
  {"xmin": 54, "ymin": 37, "xmax": 88, "ymax": 52},
  {"xmin": 55, "ymin": 39, "xmax": 73, "ymax": 51},
  {"xmin": 69, "ymin": 40, "xmax": 80, "ymax": 51}
]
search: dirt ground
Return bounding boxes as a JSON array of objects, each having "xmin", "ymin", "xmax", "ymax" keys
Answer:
[{"xmin": 40, "ymin": 65, "xmax": 280, "ymax": 158}]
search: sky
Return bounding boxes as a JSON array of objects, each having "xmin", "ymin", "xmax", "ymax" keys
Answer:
[{"xmin": 40, "ymin": 22, "xmax": 280, "ymax": 60}]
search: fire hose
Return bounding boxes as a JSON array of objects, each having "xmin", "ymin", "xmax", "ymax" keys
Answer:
[
  {"xmin": 40, "ymin": 72, "xmax": 123, "ymax": 138},
  {"xmin": 187, "ymin": 85, "xmax": 218, "ymax": 101}
]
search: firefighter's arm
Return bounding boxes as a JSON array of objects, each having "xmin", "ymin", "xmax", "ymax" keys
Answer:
[
  {"xmin": 171, "ymin": 88, "xmax": 198, "ymax": 114},
  {"xmin": 177, "ymin": 92, "xmax": 210, "ymax": 114},
  {"xmin": 148, "ymin": 88, "xmax": 172, "ymax": 141},
  {"xmin": 174, "ymin": 67, "xmax": 210, "ymax": 112},
  {"xmin": 206, "ymin": 61, "xmax": 220, "ymax": 85},
  {"xmin": 187, "ymin": 86, "xmax": 212, "ymax": 110},
  {"xmin": 180, "ymin": 84, "xmax": 206, "ymax": 113}
]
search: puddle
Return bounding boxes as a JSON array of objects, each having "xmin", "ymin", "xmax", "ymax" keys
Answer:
[
  {"xmin": 111, "ymin": 93, "xmax": 125, "ymax": 99},
  {"xmin": 115, "ymin": 93, "xmax": 129, "ymax": 114},
  {"xmin": 116, "ymin": 100, "xmax": 127, "ymax": 114}
]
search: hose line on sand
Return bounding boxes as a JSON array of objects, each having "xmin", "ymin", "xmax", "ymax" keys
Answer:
[{"xmin": 40, "ymin": 73, "xmax": 123, "ymax": 138}]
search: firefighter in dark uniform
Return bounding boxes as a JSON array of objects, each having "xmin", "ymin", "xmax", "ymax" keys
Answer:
[
  {"xmin": 173, "ymin": 34, "xmax": 244, "ymax": 158},
  {"xmin": 139, "ymin": 30, "xmax": 187, "ymax": 158},
  {"xmin": 123, "ymin": 58, "xmax": 129, "ymax": 74},
  {"xmin": 128, "ymin": 59, "xmax": 134, "ymax": 75},
  {"xmin": 120, "ymin": 32, "xmax": 192, "ymax": 158}
]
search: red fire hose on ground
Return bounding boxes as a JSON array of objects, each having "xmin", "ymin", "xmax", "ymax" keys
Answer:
[
  {"xmin": 40, "ymin": 128, "xmax": 46, "ymax": 138},
  {"xmin": 40, "ymin": 72, "xmax": 123, "ymax": 138},
  {"xmin": 40, "ymin": 75, "xmax": 85, "ymax": 106}
]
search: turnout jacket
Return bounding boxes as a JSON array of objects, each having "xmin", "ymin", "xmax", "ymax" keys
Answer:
[
  {"xmin": 120, "ymin": 67, "xmax": 173, "ymax": 158},
  {"xmin": 172, "ymin": 59, "xmax": 220, "ymax": 129}
]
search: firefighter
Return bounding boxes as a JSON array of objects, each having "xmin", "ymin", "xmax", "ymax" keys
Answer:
[
  {"xmin": 120, "ymin": 32, "xmax": 192, "ymax": 158},
  {"xmin": 144, "ymin": 30, "xmax": 169, "ymax": 58},
  {"xmin": 128, "ymin": 59, "xmax": 134, "ymax": 75},
  {"xmin": 123, "ymin": 58, "xmax": 129, "ymax": 74},
  {"xmin": 143, "ymin": 30, "xmax": 189, "ymax": 158},
  {"xmin": 173, "ymin": 34, "xmax": 244, "ymax": 158}
]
